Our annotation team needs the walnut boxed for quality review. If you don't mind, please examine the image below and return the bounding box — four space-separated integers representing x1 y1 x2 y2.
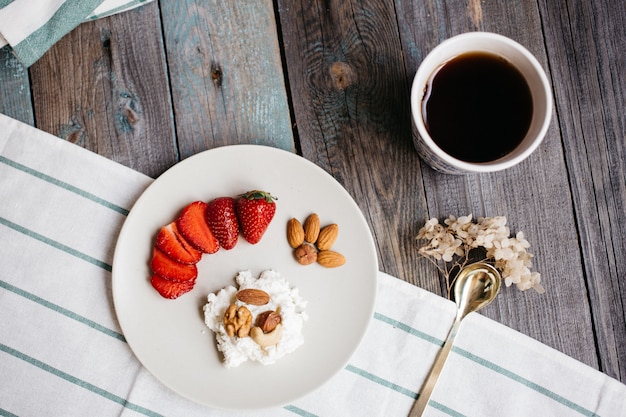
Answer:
223 303 252 338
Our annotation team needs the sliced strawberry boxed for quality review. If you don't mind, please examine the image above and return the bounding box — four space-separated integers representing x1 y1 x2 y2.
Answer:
156 222 202 264
236 190 277 244
150 274 195 299
176 201 220 254
206 197 239 250
150 247 198 282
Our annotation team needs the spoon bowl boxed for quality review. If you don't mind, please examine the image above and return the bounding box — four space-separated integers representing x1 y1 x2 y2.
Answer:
454 262 501 320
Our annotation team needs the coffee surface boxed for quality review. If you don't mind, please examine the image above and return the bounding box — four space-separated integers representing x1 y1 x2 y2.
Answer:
422 52 533 163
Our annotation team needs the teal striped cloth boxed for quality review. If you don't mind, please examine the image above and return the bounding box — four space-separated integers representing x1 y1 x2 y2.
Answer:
0 0 153 67
1 112 625 416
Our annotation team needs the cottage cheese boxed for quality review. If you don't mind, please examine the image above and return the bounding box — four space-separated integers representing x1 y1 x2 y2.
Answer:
203 270 307 368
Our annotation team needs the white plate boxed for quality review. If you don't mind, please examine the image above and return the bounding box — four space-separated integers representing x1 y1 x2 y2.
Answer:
112 145 378 410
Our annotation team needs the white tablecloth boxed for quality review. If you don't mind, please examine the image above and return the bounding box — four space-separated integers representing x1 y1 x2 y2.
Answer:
0 0 153 67
1 113 625 416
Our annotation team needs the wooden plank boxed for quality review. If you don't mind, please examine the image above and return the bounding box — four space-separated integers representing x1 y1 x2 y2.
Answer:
0 46 34 125
28 3 177 179
159 0 294 156
276 0 434 289
538 0 626 382
393 0 601 371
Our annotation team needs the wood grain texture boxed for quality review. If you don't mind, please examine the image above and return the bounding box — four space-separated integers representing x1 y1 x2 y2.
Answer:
277 0 434 289
28 3 177 178
394 0 600 370
539 0 626 381
0 47 33 125
159 0 295 157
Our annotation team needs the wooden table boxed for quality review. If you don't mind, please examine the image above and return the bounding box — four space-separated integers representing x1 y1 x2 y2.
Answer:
1 0 624 384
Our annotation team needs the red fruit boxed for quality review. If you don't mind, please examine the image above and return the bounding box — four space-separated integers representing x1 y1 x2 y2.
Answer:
156 222 202 264
150 274 195 299
236 190 277 244
176 201 220 254
150 247 198 282
206 197 239 250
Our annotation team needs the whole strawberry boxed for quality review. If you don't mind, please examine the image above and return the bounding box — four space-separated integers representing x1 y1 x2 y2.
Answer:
236 190 277 244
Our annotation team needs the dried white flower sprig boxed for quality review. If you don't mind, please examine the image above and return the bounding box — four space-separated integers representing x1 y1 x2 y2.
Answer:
416 215 545 298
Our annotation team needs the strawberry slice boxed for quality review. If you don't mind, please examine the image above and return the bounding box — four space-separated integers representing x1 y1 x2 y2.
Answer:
150 274 195 299
150 247 198 282
156 222 202 264
176 201 220 254
236 190 277 244
206 197 239 250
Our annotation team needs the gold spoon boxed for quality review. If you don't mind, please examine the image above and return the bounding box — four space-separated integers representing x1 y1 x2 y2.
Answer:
409 262 501 417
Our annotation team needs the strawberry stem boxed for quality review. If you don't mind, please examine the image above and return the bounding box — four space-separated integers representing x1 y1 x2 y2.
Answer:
241 190 277 202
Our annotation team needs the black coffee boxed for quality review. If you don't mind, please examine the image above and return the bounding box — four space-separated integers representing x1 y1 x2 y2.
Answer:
422 52 533 163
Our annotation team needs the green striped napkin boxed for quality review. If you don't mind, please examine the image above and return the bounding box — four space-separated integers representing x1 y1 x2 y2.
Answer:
1 112 625 416
0 0 153 67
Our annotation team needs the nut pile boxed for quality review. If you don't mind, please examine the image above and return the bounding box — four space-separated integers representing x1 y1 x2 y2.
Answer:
224 288 283 348
287 213 346 268
204 270 307 368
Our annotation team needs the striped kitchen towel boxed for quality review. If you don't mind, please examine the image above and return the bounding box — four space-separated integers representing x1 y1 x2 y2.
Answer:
0 0 153 67
1 112 625 416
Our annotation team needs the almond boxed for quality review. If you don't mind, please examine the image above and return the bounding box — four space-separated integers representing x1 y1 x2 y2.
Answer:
317 250 346 268
316 223 339 250
303 213 320 243
256 310 282 333
287 218 305 248
236 289 270 305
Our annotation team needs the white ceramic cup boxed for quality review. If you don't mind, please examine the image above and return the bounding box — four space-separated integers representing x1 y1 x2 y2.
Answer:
410 32 552 174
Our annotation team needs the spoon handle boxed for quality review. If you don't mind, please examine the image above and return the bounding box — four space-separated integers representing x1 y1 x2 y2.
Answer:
408 316 462 417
